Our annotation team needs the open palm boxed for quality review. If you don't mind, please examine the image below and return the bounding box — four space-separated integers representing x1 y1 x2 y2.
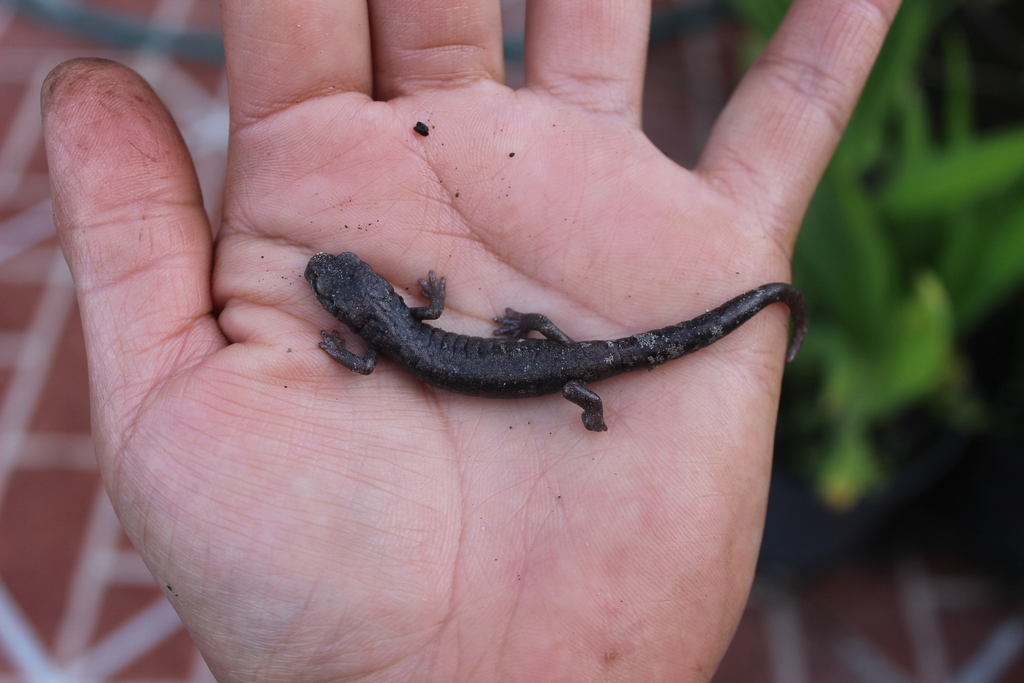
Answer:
42 1 898 680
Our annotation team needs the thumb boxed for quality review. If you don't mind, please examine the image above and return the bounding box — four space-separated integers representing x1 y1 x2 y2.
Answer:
42 59 225 456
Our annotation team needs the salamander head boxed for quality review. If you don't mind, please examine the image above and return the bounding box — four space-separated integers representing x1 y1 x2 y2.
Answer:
304 252 395 330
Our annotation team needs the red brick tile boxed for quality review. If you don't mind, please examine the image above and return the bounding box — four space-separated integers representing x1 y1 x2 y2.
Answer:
2 3 1021 682
0 283 43 330
943 606 1019 674
187 0 222 29
3 15 98 52
0 244 60 282
0 84 27 136
0 369 12 400
94 586 164 644
90 584 199 679
25 135 49 176
1001 648 1024 683
804 563 917 675
87 0 162 18
112 625 196 681
30 302 91 434
176 59 224 92
713 609 771 683
0 468 100 647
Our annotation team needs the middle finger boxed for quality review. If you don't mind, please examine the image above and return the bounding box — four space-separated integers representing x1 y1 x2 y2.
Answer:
369 0 505 100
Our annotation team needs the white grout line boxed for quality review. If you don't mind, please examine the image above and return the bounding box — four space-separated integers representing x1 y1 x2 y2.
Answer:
0 248 75 508
126 0 229 238
109 550 159 586
833 632 916 683
0 3 211 680
757 580 810 683
0 332 23 368
952 615 1024 683
932 576 996 610
150 0 201 31
129 0 199 88
0 48 124 84
680 27 726 152
53 485 124 664
67 597 184 682
11 433 95 470
2 173 51 210
0 58 52 204
187 650 218 683
0 579 69 683
0 199 56 266
898 557 950 683
0 4 13 44
0 237 58 282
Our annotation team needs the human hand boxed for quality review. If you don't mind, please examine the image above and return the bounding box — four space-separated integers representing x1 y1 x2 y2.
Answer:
42 0 898 680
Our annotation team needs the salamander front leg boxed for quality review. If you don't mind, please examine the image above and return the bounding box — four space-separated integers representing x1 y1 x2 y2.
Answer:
319 330 378 375
563 380 608 432
409 270 446 321
493 309 575 343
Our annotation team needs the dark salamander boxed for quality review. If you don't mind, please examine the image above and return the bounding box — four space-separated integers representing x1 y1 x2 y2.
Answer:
305 252 807 432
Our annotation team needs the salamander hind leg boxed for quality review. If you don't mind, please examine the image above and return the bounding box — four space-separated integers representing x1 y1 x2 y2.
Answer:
319 330 378 375
563 380 608 432
493 309 575 343
409 270 446 321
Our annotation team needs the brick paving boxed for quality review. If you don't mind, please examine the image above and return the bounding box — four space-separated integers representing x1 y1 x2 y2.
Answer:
0 1 1020 681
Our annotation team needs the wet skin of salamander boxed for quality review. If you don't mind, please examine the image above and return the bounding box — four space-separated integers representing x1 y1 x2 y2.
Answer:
304 252 808 432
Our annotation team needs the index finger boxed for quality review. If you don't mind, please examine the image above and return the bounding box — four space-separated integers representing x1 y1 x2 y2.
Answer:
698 0 900 240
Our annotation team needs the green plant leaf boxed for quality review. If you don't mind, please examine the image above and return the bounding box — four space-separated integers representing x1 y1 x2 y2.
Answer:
789 322 859 420
816 423 884 511
881 126 1024 219
824 164 898 340
725 0 791 35
799 274 953 424
943 28 973 148
803 275 954 509
839 0 931 170
748 0 1013 510
954 196 1024 329
864 272 955 418
894 80 933 169
937 208 979 302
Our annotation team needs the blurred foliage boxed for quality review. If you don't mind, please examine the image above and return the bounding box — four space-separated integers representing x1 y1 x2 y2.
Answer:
728 0 1024 509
